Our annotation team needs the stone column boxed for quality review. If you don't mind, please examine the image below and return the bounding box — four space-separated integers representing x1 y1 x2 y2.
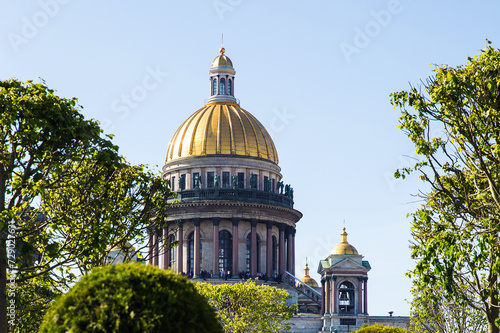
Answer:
287 227 293 273
212 218 220 277
321 278 326 315
148 230 154 265
176 220 184 274
193 218 201 278
278 224 285 276
325 276 331 314
364 278 368 314
232 218 239 278
291 229 296 275
163 226 169 270
358 278 363 314
153 228 160 267
332 276 337 313
266 221 273 278
251 219 258 277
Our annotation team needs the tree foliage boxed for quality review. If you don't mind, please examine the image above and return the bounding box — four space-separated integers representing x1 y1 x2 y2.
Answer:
39 263 222 333
353 323 408 333
409 283 486 333
0 79 173 332
195 279 296 333
391 42 500 333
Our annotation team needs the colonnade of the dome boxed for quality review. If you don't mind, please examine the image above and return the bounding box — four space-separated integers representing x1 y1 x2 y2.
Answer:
148 218 296 279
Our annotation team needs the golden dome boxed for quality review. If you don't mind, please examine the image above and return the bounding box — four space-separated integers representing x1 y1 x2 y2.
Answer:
301 263 318 287
211 47 233 68
166 102 278 163
330 227 359 255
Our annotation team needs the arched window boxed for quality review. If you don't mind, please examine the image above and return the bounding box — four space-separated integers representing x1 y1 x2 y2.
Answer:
272 236 278 276
219 230 232 274
187 232 202 274
338 281 356 314
228 79 232 96
212 78 217 95
168 234 176 270
220 78 226 95
245 233 261 273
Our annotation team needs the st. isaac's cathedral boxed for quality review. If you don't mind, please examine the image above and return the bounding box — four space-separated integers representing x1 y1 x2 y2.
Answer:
147 47 409 332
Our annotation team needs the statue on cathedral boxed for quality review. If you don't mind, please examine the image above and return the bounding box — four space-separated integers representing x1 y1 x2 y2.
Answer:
267 179 273 192
277 180 284 194
285 184 290 197
194 174 202 189
214 174 220 188
250 174 257 189
232 175 238 189
178 176 186 191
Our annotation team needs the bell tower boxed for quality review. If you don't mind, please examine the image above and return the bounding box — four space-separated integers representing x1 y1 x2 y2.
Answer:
318 227 371 332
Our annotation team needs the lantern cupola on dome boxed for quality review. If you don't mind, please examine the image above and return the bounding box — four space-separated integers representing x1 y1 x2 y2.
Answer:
207 47 237 104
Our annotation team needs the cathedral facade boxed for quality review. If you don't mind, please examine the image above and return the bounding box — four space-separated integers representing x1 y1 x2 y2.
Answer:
149 48 302 281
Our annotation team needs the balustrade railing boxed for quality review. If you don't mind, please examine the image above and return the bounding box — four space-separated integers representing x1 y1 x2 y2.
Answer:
169 188 294 208
283 270 322 306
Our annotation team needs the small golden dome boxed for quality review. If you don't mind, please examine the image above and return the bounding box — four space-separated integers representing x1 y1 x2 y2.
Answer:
330 227 359 255
212 47 233 68
301 263 318 287
166 102 278 164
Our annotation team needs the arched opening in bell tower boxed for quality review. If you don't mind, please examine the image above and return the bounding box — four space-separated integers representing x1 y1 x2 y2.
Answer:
338 281 356 314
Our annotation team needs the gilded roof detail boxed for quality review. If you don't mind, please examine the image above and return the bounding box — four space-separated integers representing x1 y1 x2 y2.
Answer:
330 227 359 255
301 263 319 288
211 48 233 68
166 103 278 164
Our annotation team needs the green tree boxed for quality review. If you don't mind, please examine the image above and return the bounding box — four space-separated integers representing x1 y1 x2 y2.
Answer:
39 263 222 333
409 283 486 333
353 323 408 333
10 275 59 333
195 279 296 333
0 79 173 332
391 42 500 333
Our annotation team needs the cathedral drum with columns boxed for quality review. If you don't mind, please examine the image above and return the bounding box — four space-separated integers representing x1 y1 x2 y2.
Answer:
150 48 302 281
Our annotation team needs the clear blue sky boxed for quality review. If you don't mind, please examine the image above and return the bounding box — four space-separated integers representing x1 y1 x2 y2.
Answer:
2 0 499 316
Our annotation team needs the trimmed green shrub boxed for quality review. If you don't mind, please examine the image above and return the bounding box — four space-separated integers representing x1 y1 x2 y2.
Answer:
353 323 408 333
39 263 222 333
